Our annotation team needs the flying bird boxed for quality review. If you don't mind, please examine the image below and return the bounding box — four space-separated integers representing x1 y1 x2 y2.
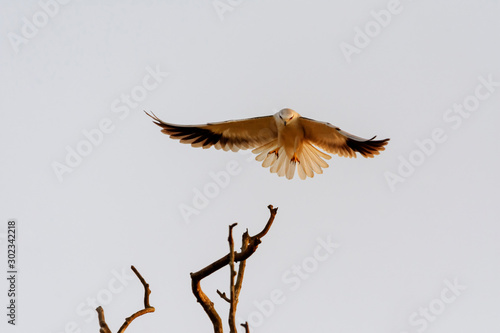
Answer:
146 109 389 180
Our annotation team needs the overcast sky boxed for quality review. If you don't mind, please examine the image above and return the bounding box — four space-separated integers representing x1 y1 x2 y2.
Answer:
1 1 500 332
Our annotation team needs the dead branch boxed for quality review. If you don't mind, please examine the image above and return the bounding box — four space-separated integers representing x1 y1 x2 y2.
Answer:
96 265 155 333
234 230 250 306
228 223 238 333
190 205 278 333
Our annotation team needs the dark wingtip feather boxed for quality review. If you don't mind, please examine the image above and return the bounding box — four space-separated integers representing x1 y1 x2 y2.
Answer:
146 111 224 148
347 137 390 158
144 110 164 127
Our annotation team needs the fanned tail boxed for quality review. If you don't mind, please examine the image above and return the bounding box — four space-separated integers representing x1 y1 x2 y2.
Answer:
252 141 331 180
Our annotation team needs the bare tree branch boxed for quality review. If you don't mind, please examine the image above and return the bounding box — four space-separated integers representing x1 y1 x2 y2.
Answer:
252 205 278 240
234 231 250 302
96 266 155 333
117 266 155 333
190 205 278 333
190 279 223 332
191 205 278 281
228 223 238 333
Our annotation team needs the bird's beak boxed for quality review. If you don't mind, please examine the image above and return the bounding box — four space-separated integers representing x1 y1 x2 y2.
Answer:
283 121 287 126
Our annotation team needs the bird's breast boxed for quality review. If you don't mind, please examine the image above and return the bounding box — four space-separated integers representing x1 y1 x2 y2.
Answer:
278 122 304 156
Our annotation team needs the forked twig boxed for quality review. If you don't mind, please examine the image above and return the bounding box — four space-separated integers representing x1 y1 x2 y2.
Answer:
96 265 155 333
240 322 250 333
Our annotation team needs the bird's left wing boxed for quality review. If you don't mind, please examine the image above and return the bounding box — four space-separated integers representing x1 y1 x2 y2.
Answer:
146 112 278 152
300 117 389 158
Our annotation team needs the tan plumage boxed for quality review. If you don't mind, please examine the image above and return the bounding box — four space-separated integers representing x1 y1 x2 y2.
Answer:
146 108 389 180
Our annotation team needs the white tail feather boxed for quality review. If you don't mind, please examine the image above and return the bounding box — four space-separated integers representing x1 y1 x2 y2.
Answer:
262 153 277 168
285 159 296 180
310 144 332 160
302 145 323 174
252 141 331 179
252 141 276 154
307 145 330 169
297 161 307 180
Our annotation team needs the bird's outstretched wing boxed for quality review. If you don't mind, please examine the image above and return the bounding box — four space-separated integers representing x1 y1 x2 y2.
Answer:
300 117 389 158
145 111 278 152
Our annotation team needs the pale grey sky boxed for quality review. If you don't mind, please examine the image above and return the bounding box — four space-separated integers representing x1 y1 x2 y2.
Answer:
1 1 499 332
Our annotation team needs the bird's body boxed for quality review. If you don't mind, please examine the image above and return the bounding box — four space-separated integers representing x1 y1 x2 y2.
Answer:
146 108 389 179
275 111 303 157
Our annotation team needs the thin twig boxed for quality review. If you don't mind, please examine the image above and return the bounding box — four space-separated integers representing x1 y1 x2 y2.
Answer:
117 266 155 333
233 230 250 330
228 223 238 333
252 205 278 239
216 289 231 303
95 266 155 333
234 231 250 302
240 322 250 333
131 265 152 308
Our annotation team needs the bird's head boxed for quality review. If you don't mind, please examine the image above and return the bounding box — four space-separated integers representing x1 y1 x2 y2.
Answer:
277 108 299 126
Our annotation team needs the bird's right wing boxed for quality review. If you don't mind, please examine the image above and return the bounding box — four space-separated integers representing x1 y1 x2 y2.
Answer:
300 117 389 158
145 112 278 152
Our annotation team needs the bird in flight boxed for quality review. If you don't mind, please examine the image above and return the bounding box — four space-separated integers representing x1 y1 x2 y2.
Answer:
146 109 389 180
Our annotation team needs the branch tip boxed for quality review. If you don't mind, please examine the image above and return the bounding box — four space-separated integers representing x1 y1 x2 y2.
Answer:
217 289 231 303
241 321 250 333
